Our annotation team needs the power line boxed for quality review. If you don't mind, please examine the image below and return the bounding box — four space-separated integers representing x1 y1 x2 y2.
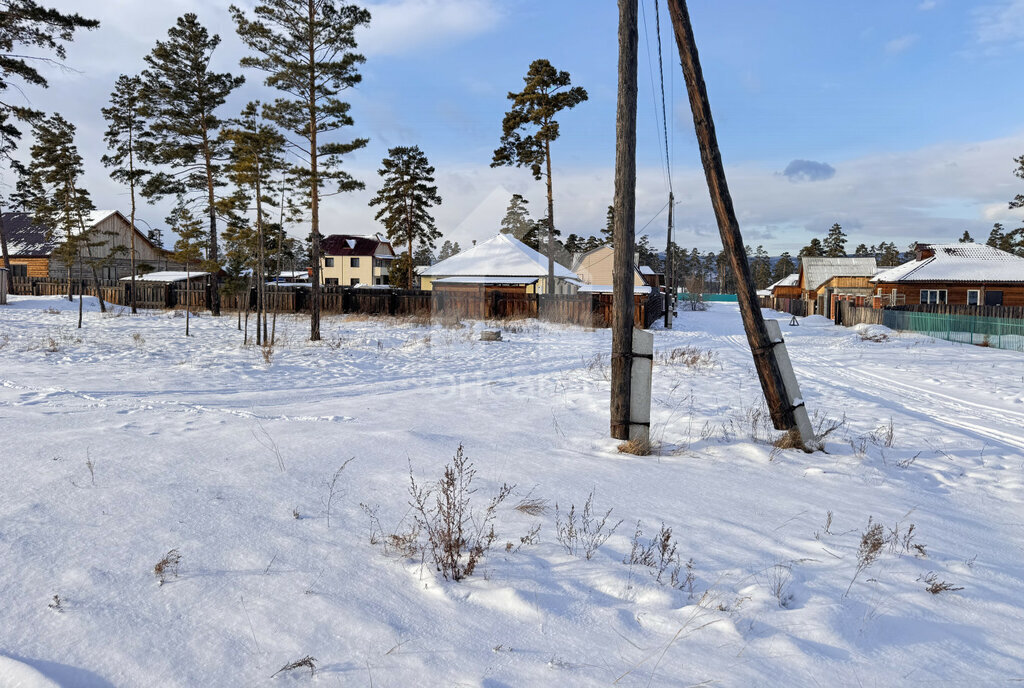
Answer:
639 0 669 193
653 0 673 194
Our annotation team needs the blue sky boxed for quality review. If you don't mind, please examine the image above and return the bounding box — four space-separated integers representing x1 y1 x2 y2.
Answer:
11 0 1024 255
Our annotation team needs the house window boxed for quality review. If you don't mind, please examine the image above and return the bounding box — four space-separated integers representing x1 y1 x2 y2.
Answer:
350 278 360 286
11 264 28 278
919 289 947 304
967 289 980 306
324 278 338 285
324 257 334 267
350 257 360 268
985 290 1003 306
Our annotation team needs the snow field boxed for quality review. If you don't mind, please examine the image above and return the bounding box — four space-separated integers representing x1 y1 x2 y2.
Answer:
1 296 1023 686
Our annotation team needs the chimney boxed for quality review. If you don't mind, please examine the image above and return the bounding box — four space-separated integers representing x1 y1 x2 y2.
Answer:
914 243 934 261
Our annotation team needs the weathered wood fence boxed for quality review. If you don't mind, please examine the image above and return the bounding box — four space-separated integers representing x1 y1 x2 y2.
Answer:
7 277 667 329
760 295 808 317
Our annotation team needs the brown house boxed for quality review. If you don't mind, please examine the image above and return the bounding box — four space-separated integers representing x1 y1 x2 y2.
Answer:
0 210 179 279
798 257 879 316
768 273 801 299
871 243 1024 307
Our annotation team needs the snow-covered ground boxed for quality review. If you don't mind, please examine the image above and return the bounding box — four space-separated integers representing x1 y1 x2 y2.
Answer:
1 296 1022 686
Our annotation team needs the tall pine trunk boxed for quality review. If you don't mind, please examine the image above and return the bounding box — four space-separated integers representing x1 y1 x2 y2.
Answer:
307 0 321 341
0 204 13 294
128 136 138 314
544 136 556 295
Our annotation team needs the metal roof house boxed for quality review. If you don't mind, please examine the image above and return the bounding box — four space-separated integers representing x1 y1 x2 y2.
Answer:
798 256 879 316
0 210 179 280
871 243 1024 307
420 233 582 294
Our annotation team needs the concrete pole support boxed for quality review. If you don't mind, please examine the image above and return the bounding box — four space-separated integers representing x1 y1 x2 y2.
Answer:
629 327 653 443
764 319 817 449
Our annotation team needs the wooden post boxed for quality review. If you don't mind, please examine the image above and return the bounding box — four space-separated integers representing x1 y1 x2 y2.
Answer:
666 0 797 431
664 190 674 328
611 0 639 440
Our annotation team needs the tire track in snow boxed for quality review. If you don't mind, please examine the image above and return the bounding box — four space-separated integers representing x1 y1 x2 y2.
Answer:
712 332 1024 453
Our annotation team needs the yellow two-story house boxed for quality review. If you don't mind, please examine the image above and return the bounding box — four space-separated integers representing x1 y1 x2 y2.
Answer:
320 234 396 286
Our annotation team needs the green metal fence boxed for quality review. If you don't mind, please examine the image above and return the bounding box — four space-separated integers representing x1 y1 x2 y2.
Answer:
882 309 1024 352
678 293 738 302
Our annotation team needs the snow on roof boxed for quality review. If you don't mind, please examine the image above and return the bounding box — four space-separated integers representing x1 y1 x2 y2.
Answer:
578 284 653 294
768 273 800 290
120 271 209 282
639 265 656 275
801 257 878 290
872 243 1024 283
420 233 578 279
86 210 119 227
434 276 540 285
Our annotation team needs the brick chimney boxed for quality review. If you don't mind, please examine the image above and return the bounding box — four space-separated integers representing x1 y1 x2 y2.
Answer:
914 243 934 260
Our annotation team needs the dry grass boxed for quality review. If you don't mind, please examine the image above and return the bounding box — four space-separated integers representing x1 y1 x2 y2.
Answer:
617 437 652 456
555 490 621 560
655 345 718 369
271 656 316 678
514 496 549 516
918 572 963 594
773 428 804 450
408 445 513 581
154 548 182 586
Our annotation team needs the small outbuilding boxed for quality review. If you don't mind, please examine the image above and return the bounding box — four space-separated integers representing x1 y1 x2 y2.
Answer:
798 257 879 316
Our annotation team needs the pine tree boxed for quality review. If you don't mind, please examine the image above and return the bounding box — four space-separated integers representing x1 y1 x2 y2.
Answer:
499 193 532 239
853 243 869 256
139 13 244 317
799 238 823 257
437 239 458 261
878 241 902 266
101 74 150 313
751 245 772 289
413 244 435 266
823 222 847 257
169 201 205 337
0 110 21 291
388 251 412 287
368 146 442 290
222 102 286 344
958 230 973 243
19 113 99 321
772 251 796 282
231 0 371 341
0 1 98 135
147 227 164 248
492 59 587 294
600 204 614 244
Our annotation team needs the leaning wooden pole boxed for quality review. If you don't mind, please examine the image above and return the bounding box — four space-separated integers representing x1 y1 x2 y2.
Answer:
610 0 639 441
666 0 797 431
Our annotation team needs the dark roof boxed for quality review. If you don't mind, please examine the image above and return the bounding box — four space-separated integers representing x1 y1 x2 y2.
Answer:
321 234 392 257
0 212 57 257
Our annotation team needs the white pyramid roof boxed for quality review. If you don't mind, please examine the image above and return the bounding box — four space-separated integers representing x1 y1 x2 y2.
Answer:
420 233 577 279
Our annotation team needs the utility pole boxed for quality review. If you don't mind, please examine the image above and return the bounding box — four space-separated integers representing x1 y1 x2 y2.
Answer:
664 191 674 328
666 0 806 438
610 0 638 441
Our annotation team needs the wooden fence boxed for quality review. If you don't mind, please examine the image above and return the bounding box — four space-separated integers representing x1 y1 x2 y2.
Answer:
7 277 668 329
761 295 808 317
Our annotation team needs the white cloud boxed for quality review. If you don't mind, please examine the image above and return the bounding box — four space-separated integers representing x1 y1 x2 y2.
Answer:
358 0 503 56
885 34 919 55
918 0 938 10
973 0 1024 48
309 133 1024 255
